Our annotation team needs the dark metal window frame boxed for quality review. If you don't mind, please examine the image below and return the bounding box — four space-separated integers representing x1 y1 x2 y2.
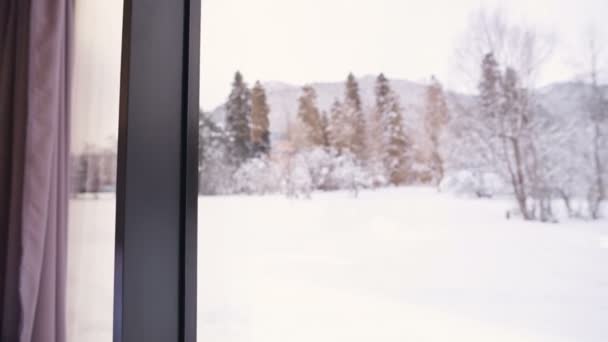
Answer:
113 1 200 341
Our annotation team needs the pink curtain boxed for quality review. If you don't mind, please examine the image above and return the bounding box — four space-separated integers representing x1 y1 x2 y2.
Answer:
1 1 72 341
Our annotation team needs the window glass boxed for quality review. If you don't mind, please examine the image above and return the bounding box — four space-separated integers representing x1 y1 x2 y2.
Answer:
68 2 122 341
198 1 608 342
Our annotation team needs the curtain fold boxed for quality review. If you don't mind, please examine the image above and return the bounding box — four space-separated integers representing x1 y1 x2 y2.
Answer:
1 1 31 340
1 1 72 341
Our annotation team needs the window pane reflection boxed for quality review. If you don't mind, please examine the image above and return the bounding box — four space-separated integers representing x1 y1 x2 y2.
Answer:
68 2 122 341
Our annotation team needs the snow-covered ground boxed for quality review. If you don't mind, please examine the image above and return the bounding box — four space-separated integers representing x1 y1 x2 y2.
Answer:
68 187 608 342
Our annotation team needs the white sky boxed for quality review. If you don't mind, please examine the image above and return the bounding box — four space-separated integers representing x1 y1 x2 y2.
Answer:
200 0 608 110
72 0 608 151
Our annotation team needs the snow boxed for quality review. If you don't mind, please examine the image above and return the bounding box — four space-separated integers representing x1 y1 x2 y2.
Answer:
68 187 608 342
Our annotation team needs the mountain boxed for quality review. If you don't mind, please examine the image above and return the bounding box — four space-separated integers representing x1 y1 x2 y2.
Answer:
208 75 442 140
208 77 607 141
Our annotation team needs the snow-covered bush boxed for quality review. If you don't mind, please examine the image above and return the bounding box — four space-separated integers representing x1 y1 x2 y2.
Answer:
297 147 334 190
283 153 314 198
281 148 374 197
328 152 372 196
199 113 234 195
439 170 505 197
364 159 388 188
232 157 282 195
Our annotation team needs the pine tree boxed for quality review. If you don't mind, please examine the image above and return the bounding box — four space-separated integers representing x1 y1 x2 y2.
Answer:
365 100 388 186
344 73 366 159
320 111 331 148
250 81 271 156
478 52 501 120
225 71 252 166
424 76 449 184
296 85 325 148
345 73 362 111
328 74 366 158
328 98 346 151
375 73 411 185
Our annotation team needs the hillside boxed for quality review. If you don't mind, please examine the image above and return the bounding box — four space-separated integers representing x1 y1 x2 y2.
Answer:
208 76 449 139
207 77 605 140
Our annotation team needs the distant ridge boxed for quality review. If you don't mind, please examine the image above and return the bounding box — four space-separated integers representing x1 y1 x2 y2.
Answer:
208 77 607 140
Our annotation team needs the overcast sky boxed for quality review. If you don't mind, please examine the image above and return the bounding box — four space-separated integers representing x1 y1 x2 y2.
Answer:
200 0 608 110
72 0 608 151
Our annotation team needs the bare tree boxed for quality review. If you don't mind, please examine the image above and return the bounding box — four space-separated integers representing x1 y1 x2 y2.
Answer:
449 8 557 220
453 8 554 91
582 30 607 218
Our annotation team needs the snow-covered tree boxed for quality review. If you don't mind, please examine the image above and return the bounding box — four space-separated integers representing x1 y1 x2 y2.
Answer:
320 110 331 148
225 71 252 166
296 147 334 190
478 53 502 120
250 81 271 156
199 112 233 195
283 151 315 198
232 156 281 195
365 100 388 187
281 148 372 197
344 73 366 159
583 34 608 218
296 85 325 148
328 74 366 159
449 9 561 221
443 53 504 197
424 76 449 185
375 73 412 185
498 67 535 219
328 98 346 151
329 151 371 197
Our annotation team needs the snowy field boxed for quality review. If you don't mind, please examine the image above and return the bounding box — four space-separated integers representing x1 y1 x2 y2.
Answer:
68 187 608 342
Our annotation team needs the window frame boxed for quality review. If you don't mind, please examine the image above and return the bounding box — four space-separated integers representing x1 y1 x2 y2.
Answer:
112 1 200 341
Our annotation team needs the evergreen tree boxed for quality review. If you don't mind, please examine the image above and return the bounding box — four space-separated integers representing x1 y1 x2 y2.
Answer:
328 98 346 151
424 76 449 185
250 81 271 156
345 73 362 111
199 112 232 194
365 100 388 186
329 74 366 158
478 52 501 120
375 73 411 185
225 71 252 166
320 111 331 148
344 73 366 159
501 67 528 128
296 85 325 147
